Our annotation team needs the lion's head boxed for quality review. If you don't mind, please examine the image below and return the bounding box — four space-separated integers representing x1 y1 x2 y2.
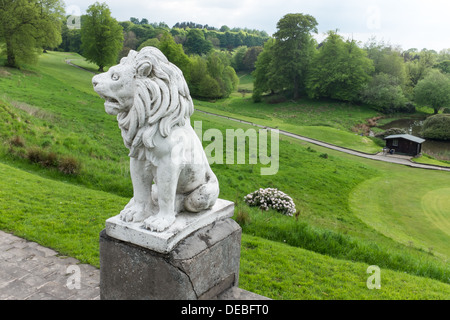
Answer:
92 46 194 159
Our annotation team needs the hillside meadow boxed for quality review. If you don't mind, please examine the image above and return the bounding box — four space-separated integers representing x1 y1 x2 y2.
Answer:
1 162 449 300
0 51 449 299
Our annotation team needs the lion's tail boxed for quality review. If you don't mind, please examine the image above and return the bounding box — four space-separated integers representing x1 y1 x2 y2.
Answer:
184 170 220 213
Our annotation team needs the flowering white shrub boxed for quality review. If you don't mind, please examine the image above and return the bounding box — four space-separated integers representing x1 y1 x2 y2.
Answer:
244 188 296 216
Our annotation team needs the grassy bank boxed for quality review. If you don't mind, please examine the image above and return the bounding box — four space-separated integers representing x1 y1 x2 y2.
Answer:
194 96 383 154
0 52 449 298
1 162 449 299
350 171 450 258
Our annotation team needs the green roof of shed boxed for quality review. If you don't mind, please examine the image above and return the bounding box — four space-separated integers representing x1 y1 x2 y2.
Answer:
384 134 425 144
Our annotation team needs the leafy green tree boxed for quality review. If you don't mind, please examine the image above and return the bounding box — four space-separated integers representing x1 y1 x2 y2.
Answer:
377 51 407 85
421 114 450 140
438 48 450 61
59 24 82 53
221 65 239 97
129 23 156 43
206 51 238 98
0 0 65 68
364 39 406 80
232 46 248 72
189 55 221 99
138 38 160 50
187 52 238 99
184 29 212 55
434 60 450 74
81 2 123 72
242 46 263 71
252 38 275 102
406 49 437 89
306 31 373 102
269 13 318 99
130 17 140 25
157 32 191 82
360 73 409 113
123 31 138 50
414 70 450 114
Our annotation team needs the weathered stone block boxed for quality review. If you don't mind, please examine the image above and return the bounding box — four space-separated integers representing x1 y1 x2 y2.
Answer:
105 199 234 254
100 218 242 300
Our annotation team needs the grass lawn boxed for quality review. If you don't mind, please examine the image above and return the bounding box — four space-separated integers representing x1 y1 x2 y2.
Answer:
412 153 450 168
241 235 450 300
0 162 126 265
350 169 450 259
1 161 449 300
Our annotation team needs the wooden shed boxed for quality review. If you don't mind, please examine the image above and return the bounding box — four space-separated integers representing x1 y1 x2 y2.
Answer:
384 134 425 156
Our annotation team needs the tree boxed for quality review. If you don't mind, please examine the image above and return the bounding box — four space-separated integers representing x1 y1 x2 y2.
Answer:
157 32 191 82
364 38 406 84
123 31 138 50
421 114 450 140
406 49 437 88
252 38 275 101
81 2 123 72
138 38 160 50
221 65 239 97
414 70 450 114
189 55 221 99
0 0 65 68
231 46 248 71
207 51 238 98
435 60 450 74
242 46 263 71
187 52 238 99
306 31 373 102
130 17 140 25
360 73 409 113
376 50 407 85
59 24 82 53
269 13 318 99
184 29 212 55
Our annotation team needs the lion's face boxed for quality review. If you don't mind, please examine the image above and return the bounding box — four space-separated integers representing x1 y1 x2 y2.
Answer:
92 63 136 115
92 47 194 157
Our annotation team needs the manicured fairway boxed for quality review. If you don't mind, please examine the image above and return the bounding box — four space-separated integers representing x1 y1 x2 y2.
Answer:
421 188 450 237
350 169 450 259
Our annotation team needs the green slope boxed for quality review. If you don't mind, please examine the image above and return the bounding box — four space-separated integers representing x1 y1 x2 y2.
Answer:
1 162 449 299
1 51 449 299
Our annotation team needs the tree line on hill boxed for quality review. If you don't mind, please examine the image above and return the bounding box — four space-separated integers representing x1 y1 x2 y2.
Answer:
252 13 450 114
1 1 449 112
56 2 267 100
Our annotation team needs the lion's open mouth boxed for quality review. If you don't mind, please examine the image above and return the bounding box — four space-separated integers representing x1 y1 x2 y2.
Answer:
103 96 119 105
105 98 119 105
102 96 121 115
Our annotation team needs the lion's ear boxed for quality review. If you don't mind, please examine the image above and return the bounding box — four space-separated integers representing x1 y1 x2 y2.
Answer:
137 62 152 78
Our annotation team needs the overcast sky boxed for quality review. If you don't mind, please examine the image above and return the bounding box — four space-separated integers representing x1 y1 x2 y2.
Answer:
64 0 450 52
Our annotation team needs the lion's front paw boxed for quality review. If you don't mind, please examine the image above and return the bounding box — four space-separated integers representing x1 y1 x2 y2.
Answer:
143 213 176 232
120 198 152 223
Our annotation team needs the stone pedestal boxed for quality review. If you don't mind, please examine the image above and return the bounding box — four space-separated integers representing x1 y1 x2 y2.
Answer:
99 200 243 300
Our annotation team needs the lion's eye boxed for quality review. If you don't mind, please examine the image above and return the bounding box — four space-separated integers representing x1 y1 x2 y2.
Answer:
111 73 120 81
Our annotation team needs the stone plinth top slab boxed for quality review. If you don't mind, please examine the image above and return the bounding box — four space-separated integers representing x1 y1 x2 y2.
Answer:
105 199 234 253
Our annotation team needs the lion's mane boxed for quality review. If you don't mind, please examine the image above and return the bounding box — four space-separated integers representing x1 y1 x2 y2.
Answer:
117 47 194 161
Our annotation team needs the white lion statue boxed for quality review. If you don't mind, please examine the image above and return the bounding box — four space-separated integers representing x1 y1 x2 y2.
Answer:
92 47 219 232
